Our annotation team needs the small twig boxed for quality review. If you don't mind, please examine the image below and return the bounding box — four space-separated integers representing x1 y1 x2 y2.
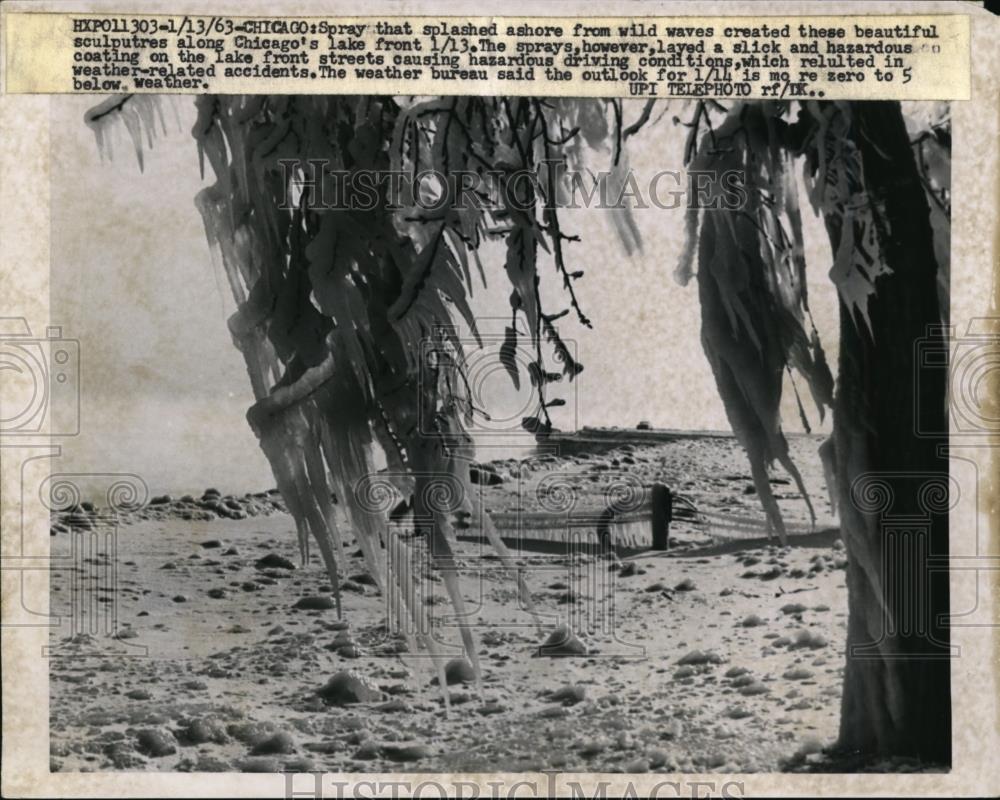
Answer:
622 99 657 140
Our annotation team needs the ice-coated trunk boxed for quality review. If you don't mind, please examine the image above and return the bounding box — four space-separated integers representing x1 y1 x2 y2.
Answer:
831 101 951 763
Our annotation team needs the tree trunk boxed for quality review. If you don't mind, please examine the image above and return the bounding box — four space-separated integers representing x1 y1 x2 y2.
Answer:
832 101 951 763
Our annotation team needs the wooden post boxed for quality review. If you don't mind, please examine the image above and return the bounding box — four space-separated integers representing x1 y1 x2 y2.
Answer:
651 483 672 551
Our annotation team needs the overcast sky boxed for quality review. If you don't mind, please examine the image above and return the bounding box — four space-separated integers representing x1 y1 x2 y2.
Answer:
50 96 840 495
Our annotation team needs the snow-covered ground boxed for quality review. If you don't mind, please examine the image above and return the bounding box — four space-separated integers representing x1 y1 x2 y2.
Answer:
49 434 849 773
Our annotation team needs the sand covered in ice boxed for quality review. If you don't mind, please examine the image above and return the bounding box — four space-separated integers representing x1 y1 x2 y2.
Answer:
49 433 851 773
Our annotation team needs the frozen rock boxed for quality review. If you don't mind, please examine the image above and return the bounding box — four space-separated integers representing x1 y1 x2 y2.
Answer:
792 629 829 650
255 553 296 570
177 717 229 746
352 742 380 760
135 729 177 758
237 757 279 772
782 667 814 681
538 625 587 657
577 738 607 757
381 742 430 762
250 731 296 756
548 685 586 705
443 658 476 685
293 596 336 611
678 649 723 666
317 671 382 706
